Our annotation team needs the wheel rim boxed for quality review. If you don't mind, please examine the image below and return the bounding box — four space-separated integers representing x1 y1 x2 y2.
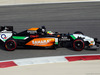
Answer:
5 40 16 51
73 39 84 51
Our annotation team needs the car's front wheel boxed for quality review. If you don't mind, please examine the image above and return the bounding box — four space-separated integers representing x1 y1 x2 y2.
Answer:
74 31 84 35
73 39 85 51
5 39 17 51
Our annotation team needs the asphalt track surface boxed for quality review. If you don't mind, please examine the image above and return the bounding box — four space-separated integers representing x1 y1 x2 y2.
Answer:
0 2 100 61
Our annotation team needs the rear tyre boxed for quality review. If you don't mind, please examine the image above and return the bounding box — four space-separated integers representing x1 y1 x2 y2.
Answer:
5 40 17 51
73 39 85 51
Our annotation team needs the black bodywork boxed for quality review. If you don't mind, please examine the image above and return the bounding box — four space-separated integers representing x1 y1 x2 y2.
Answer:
0 26 100 51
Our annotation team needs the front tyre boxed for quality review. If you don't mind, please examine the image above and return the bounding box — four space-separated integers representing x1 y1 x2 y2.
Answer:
73 39 85 51
5 40 17 51
74 31 84 35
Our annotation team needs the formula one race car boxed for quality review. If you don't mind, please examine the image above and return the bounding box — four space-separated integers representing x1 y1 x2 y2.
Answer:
0 26 100 51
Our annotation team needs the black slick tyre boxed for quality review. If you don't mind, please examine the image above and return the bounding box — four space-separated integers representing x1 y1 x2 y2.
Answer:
73 39 85 51
74 31 84 35
5 40 17 51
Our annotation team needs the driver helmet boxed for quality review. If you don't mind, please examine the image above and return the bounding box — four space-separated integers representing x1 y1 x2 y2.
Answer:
41 26 46 32
47 31 54 35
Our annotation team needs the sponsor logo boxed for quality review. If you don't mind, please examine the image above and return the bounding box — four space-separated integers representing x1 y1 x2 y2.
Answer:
1 34 7 39
32 40 51 45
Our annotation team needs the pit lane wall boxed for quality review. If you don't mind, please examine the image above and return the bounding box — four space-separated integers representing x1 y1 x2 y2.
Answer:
0 0 100 6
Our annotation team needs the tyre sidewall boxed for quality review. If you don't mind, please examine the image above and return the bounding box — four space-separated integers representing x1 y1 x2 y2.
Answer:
73 39 85 51
5 39 17 51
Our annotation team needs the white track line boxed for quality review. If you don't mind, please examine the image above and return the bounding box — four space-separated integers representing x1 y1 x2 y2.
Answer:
0 54 100 67
14 56 68 66
0 1 100 6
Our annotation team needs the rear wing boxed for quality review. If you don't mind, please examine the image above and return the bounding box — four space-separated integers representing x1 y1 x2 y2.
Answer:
0 26 13 32
0 26 13 42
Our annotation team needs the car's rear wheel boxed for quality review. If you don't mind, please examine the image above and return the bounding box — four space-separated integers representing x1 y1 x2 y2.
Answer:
5 40 17 51
73 39 85 51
